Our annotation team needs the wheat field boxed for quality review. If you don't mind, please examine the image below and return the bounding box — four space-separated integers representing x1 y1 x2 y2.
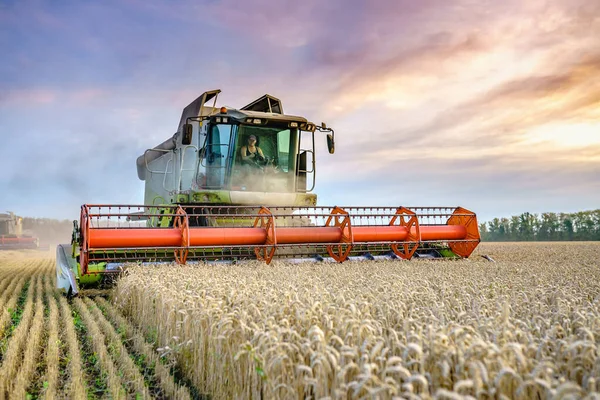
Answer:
0 242 598 399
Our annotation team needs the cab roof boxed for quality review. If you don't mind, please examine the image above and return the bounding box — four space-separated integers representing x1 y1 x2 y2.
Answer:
218 108 308 125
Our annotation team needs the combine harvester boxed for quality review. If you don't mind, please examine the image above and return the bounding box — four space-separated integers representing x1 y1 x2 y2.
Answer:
0 212 39 250
57 90 480 295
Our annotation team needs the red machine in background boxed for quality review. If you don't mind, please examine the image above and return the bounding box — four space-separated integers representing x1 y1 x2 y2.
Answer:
0 212 39 250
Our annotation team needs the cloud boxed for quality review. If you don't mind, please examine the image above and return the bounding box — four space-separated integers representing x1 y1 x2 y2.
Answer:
476 54 600 106
0 89 57 105
316 145 600 222
415 53 600 145
0 88 113 106
313 0 600 117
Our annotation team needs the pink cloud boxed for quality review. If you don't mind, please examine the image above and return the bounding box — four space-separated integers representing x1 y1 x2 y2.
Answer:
0 89 57 105
0 88 110 106
71 89 109 103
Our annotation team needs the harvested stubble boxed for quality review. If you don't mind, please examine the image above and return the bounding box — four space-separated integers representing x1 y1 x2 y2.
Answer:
11 276 46 398
72 297 127 399
0 273 40 397
43 277 60 400
57 295 87 399
0 251 201 399
82 297 151 398
114 242 600 399
94 296 192 400
0 259 46 337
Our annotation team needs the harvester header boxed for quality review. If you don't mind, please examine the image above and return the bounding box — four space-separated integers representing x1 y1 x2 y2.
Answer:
57 89 481 295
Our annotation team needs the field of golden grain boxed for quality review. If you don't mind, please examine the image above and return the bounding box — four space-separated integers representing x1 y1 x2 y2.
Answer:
0 242 598 399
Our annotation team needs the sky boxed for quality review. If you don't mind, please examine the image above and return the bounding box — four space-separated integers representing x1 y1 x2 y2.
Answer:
1 0 599 223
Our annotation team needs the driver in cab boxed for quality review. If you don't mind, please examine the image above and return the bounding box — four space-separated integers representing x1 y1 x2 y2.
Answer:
240 135 266 167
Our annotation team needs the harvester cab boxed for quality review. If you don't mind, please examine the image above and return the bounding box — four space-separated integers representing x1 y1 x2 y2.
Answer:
135 89 334 209
0 212 39 250
57 90 480 296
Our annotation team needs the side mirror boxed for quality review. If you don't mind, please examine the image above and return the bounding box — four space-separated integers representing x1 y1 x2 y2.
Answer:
182 123 193 145
327 133 335 154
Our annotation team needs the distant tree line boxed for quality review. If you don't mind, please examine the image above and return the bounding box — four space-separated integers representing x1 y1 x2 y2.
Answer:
479 210 600 241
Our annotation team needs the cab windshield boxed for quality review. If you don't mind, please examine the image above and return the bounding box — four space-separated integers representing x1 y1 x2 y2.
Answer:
237 125 297 171
231 124 298 191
